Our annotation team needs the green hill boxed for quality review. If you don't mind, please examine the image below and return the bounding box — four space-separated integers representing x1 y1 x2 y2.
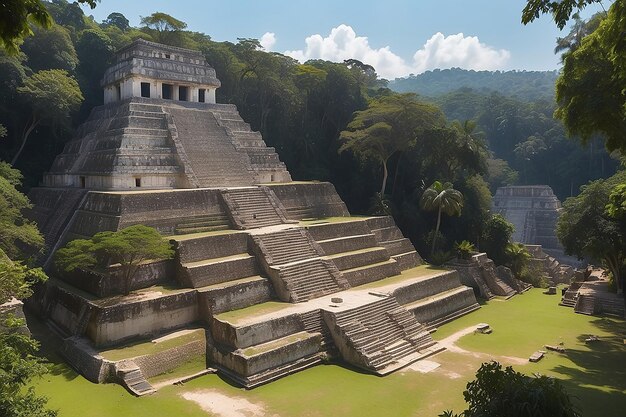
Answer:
389 68 558 101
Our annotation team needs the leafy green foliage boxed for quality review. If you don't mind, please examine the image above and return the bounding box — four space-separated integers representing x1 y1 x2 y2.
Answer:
0 316 57 417
340 93 443 195
557 171 626 292
505 242 531 277
455 240 476 260
13 69 83 165
441 361 580 417
481 214 514 267
0 254 47 304
0 0 97 55
55 225 174 295
390 68 559 101
21 24 78 72
554 5 625 154
140 12 188 46
420 181 463 255
0 162 44 261
522 0 603 30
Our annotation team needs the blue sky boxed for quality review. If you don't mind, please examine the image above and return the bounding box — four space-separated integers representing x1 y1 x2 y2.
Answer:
81 0 608 79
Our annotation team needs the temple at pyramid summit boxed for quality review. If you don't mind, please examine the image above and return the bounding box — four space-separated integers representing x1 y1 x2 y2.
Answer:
27 39 485 394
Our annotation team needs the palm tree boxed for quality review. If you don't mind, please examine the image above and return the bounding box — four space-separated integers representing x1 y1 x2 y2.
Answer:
420 181 463 255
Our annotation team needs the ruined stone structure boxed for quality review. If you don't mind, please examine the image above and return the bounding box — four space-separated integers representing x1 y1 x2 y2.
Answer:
28 40 480 393
492 185 577 264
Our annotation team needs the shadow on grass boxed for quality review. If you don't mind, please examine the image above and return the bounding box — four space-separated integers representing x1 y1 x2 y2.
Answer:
25 312 81 381
553 317 626 394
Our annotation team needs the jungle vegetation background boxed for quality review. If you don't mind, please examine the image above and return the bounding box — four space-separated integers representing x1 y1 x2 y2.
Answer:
0 0 620 258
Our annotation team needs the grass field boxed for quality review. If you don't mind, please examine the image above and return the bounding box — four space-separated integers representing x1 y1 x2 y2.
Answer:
32 288 626 417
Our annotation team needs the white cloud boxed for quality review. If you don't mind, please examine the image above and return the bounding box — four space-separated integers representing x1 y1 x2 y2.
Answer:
412 32 511 74
259 32 276 51
284 24 410 79
283 25 511 79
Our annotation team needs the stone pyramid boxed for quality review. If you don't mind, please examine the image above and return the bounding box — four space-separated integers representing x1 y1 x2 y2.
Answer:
28 39 479 393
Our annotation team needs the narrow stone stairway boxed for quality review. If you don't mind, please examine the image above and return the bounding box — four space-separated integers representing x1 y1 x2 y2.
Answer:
118 366 155 396
221 187 287 229
328 296 438 374
253 228 349 302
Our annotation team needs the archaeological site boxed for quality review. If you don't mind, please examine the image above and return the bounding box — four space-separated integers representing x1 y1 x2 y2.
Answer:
25 39 571 396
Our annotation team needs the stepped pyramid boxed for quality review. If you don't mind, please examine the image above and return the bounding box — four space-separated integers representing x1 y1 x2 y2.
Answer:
28 40 479 392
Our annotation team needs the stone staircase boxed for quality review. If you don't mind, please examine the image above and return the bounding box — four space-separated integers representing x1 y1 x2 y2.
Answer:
253 228 349 302
300 309 334 351
478 258 517 298
560 282 581 308
327 296 437 373
307 220 403 287
210 108 291 183
221 187 288 229
174 213 231 234
254 228 320 264
366 217 423 270
118 366 155 396
575 294 596 315
277 259 347 302
597 297 626 317
166 106 255 187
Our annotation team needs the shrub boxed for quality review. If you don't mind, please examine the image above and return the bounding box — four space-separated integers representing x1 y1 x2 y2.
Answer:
455 240 476 260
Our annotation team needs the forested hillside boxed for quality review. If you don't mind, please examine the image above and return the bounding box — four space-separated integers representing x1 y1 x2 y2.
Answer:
389 68 559 101
0 0 619 259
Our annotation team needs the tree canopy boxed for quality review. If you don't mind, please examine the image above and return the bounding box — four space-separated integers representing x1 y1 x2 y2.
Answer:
13 69 83 165
557 170 626 293
55 225 174 295
0 0 97 55
442 361 580 417
340 93 443 195
420 181 463 255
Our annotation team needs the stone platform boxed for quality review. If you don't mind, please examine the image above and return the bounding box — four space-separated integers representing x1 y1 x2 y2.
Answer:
27 40 482 392
32 206 479 389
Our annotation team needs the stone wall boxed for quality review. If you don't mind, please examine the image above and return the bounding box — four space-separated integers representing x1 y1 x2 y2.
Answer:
268 182 349 219
210 314 302 349
127 338 206 379
62 336 116 383
59 260 174 297
87 290 198 347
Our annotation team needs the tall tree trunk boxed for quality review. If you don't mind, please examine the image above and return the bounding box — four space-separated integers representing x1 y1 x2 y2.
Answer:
11 115 40 166
431 206 442 255
391 155 401 198
380 159 389 195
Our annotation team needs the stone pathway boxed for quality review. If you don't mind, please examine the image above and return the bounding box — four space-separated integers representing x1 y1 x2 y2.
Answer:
181 390 267 417
436 324 526 366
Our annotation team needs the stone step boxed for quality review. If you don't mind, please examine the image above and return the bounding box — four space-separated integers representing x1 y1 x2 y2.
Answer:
330 297 434 373
372 226 404 242
380 238 416 256
119 367 155 396
317 234 378 255
255 230 319 265
341 259 401 287
404 286 480 328
197 275 272 314
365 216 396 230
327 247 390 271
182 254 259 288
279 259 345 302
307 220 372 242
391 251 423 270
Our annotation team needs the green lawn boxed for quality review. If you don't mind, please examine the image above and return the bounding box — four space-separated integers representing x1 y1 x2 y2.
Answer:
32 289 626 417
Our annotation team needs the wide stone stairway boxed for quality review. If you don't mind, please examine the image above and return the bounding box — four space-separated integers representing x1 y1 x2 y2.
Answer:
325 296 439 374
220 186 288 229
166 107 255 187
252 228 350 302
